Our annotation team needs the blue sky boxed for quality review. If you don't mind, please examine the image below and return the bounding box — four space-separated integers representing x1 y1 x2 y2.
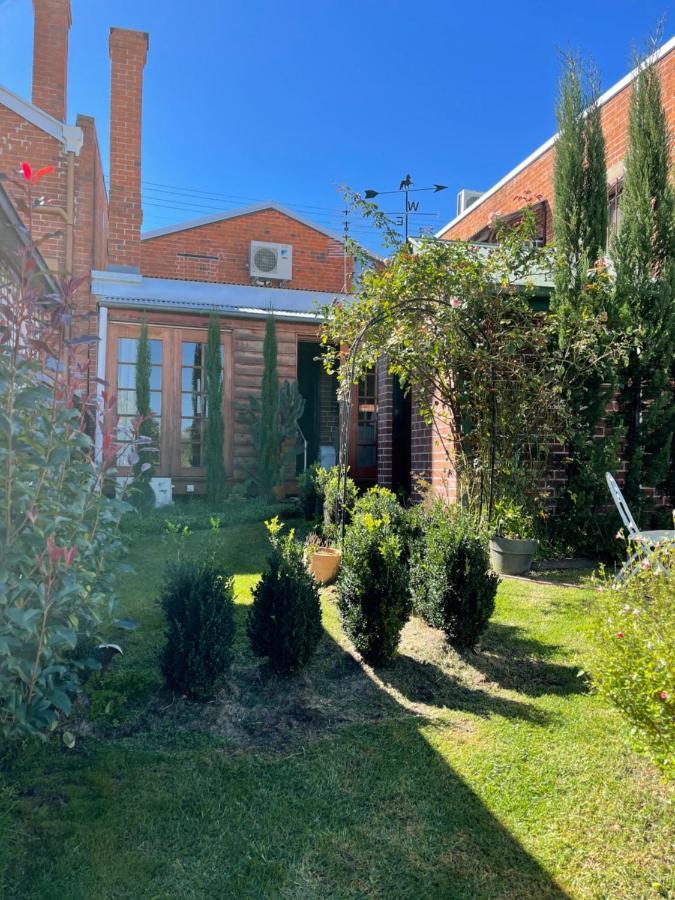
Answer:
0 0 670 250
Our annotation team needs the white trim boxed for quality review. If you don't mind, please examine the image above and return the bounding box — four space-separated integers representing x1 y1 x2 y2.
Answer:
94 305 108 465
0 85 84 155
91 270 345 320
142 200 347 244
435 36 675 238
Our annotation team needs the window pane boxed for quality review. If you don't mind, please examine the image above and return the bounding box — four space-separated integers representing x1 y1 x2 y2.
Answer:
117 389 136 416
149 340 162 364
118 338 138 364
182 367 204 392
182 394 203 416
150 391 162 415
182 342 204 367
150 366 162 390
117 364 135 390
357 445 376 467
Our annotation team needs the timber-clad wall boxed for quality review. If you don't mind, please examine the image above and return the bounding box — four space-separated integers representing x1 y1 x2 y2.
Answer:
106 307 321 490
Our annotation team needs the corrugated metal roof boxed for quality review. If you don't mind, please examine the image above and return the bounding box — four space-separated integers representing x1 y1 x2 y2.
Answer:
91 270 345 320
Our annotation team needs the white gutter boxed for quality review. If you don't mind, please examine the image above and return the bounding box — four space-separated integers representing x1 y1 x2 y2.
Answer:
0 84 83 155
94 305 108 465
435 35 675 238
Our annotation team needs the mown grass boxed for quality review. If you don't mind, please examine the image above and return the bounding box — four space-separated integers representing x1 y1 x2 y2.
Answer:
2 518 673 899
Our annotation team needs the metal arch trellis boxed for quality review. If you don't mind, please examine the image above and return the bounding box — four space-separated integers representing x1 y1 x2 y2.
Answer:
333 299 500 545
335 310 392 546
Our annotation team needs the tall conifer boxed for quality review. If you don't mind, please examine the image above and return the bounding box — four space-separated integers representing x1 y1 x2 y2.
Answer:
205 311 226 503
614 46 675 512
552 55 619 553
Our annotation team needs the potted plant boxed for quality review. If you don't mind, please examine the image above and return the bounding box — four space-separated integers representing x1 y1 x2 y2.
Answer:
304 532 342 584
489 500 538 576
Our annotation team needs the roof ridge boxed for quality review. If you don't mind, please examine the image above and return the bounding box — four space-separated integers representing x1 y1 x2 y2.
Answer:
435 34 675 238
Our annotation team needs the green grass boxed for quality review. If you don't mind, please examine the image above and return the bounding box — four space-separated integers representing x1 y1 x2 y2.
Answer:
2 520 673 899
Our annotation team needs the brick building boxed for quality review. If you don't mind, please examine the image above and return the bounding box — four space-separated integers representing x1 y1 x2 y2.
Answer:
0 0 372 496
395 37 675 500
2 2 672 502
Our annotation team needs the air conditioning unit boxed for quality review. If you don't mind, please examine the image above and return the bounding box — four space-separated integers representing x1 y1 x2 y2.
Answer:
249 241 293 280
456 189 484 216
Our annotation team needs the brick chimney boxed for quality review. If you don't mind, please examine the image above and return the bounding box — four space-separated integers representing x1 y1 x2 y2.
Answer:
108 28 149 272
32 0 71 121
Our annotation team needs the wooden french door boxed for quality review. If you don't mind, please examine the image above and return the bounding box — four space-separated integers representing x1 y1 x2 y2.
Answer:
349 368 378 484
106 321 232 482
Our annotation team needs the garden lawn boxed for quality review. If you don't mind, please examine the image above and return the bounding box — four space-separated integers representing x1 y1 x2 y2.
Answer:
2 520 673 899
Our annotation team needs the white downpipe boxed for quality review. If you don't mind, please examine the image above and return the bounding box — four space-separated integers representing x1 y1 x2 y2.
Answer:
94 305 108 465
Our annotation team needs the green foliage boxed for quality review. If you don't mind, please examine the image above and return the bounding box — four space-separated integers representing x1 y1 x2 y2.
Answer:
337 487 411 665
160 558 235 700
315 465 358 543
0 236 129 737
238 316 306 498
131 321 158 512
248 517 322 673
589 546 675 778
550 56 624 556
260 316 281 498
297 463 322 519
205 312 226 504
410 501 499 649
552 54 607 313
613 48 675 514
324 206 567 523
491 498 535 540
120 497 299 537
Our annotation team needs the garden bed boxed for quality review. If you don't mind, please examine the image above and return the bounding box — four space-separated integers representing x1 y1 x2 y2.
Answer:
2 518 673 899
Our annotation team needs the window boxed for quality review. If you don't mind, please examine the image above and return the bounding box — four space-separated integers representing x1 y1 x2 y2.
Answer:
179 340 223 468
607 179 623 241
116 336 162 465
356 369 377 470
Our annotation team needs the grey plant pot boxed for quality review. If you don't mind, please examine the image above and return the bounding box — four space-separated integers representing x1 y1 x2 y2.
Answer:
489 536 538 576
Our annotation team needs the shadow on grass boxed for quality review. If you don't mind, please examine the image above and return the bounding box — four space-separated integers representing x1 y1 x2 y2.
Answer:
381 653 550 723
470 623 588 697
5 526 570 898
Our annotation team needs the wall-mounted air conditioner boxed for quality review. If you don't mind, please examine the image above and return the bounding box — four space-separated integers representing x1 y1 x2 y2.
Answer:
249 241 293 280
456 189 484 216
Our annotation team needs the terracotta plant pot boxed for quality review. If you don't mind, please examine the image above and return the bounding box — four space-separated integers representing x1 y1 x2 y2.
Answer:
489 536 538 576
306 547 342 584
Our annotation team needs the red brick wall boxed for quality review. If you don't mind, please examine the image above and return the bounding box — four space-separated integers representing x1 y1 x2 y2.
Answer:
440 48 674 243
0 106 69 270
108 28 148 271
31 0 71 121
141 208 349 293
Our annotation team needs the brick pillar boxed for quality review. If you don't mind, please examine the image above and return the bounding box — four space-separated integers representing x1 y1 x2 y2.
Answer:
376 358 393 487
32 0 71 121
108 28 148 272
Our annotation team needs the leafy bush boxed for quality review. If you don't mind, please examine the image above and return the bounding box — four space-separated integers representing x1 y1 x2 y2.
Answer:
297 463 322 520
410 501 499 649
0 163 131 739
315 465 358 543
160 558 235 700
248 518 322 674
589 546 674 778
337 487 411 666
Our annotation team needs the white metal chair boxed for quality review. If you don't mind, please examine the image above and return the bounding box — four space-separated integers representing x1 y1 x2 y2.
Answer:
606 472 675 582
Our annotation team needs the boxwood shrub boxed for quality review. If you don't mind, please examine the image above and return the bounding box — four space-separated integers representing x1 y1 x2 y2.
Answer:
248 517 322 674
338 487 412 666
160 558 235 700
410 500 499 649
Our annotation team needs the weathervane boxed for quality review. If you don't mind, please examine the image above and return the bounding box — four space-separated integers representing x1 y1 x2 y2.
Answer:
364 175 447 242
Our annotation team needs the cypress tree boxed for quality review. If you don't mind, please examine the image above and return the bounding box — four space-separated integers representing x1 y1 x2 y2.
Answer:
259 315 281 499
133 321 156 511
205 311 226 503
552 55 619 553
614 47 675 514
